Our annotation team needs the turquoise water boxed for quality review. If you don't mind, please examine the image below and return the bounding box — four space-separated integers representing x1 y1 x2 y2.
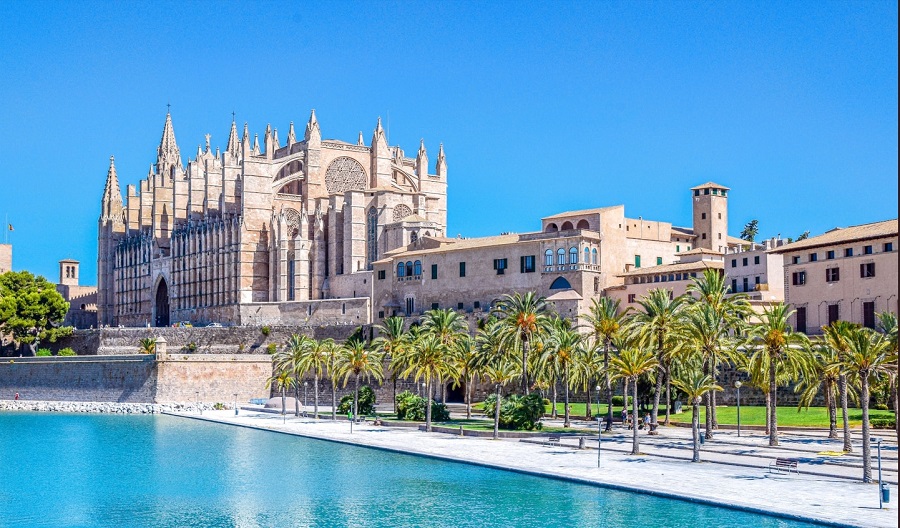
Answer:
0 413 817 528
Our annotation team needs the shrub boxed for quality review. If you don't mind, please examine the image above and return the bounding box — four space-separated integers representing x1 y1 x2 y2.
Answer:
36 348 53 356
182 342 197 353
871 418 896 429
337 385 376 415
266 343 278 354
395 390 449 422
213 402 226 410
611 395 633 407
482 393 544 430
57 348 76 356
261 325 271 336
873 403 889 411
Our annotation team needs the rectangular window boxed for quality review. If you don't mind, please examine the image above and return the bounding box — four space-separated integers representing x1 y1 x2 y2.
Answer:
405 298 415 314
754 255 760 265
431 302 439 311
702 233 707 240
826 267 840 282
431 264 438 280
864 245 873 255
459 262 466 277
656 257 662 265
627 294 636 303
742 277 749 292
844 248 853 257
377 270 386 280
731 279 737 292
809 253 817 262
378 311 385 319
701 213 707 219
792 256 800 264
474 301 481 310
676 245 680 252
521 255 535 273
493 258 508 275
827 304 839 325
457 302 464 311
826 250 835 260
863 301 876 329
795 307 807 334
742 257 748 266
731 259 737 267
635 255 641 268
755 276 760 285
792 271 807 286
694 190 700 196
885 242 894 252
860 262 875 278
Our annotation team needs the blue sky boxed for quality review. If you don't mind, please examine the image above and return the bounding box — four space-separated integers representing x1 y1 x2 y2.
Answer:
0 1 896 283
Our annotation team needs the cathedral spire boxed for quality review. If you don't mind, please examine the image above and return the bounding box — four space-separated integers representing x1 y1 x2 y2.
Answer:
305 109 320 142
156 110 181 173
415 139 428 178
101 156 123 222
226 118 240 157
436 143 447 179
371 116 387 150
287 121 296 146
357 131 364 146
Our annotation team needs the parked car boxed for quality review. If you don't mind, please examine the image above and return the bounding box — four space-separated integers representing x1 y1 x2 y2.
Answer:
206 322 223 328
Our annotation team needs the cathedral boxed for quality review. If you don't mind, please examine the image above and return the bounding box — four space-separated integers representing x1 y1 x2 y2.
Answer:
98 111 447 327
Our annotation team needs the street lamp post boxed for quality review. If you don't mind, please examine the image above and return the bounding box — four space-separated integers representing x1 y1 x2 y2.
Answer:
304 381 309 408
877 438 884 508
234 393 238 416
196 391 201 415
734 380 742 437
421 382 426 398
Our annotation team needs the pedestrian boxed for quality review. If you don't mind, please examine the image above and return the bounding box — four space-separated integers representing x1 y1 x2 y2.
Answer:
643 412 651 431
620 407 627 425
14 392 19 400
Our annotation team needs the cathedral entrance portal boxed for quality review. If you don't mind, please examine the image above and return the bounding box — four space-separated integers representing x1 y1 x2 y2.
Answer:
154 278 170 327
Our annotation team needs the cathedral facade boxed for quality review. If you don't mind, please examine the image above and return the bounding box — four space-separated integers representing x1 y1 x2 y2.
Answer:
98 111 447 327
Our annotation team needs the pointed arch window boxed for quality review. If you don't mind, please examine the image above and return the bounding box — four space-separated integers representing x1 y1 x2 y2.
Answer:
584 247 590 264
544 249 553 266
592 248 598 265
366 207 378 269
549 276 572 290
569 247 578 264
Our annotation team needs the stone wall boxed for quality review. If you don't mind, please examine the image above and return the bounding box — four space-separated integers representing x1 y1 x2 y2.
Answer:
156 354 272 404
239 298 370 327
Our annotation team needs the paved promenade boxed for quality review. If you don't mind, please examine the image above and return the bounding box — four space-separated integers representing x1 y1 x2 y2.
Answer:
172 409 898 528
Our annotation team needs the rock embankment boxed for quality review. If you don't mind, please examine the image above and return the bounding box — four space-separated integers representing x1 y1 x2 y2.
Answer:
0 400 226 414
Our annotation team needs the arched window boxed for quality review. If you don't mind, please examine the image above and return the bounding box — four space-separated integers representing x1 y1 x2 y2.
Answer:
407 261 413 276
569 247 578 264
397 262 406 277
592 248 598 264
584 247 590 263
576 219 590 230
561 221 574 231
557 248 566 265
545 223 558 233
549 276 572 290
413 260 422 276
544 249 553 266
367 207 378 268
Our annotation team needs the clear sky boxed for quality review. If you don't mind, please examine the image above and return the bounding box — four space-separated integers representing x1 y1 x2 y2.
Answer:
0 1 896 283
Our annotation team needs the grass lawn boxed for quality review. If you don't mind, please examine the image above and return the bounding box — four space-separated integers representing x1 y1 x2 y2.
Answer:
671 405 896 428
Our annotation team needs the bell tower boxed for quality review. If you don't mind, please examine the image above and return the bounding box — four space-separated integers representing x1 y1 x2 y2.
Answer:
691 182 729 251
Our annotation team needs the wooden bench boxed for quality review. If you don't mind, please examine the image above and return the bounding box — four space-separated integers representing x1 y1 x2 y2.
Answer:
768 458 799 474
545 435 562 447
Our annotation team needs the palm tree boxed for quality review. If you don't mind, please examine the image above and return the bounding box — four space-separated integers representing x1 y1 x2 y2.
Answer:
795 342 841 439
265 367 295 418
823 320 860 452
749 303 810 446
672 371 722 462
492 292 550 394
324 340 342 420
298 338 335 419
138 337 157 354
336 340 384 421
278 334 311 417
448 335 480 419
421 308 468 402
571 340 604 419
876 311 898 442
628 288 685 426
482 358 520 439
372 316 409 412
581 296 627 431
543 317 582 427
842 327 892 482
393 333 448 432
609 347 659 455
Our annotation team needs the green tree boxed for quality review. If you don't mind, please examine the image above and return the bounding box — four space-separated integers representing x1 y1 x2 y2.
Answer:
823 321 859 452
372 316 409 412
0 271 72 355
393 333 448 432
581 296 627 431
493 292 551 394
672 371 722 462
336 340 384 421
628 288 685 426
748 303 809 446
265 367 295 417
542 317 582 427
138 337 157 354
276 334 312 417
298 338 335 420
609 347 659 455
876 311 898 443
795 342 841 439
740 219 759 243
482 358 521 439
420 308 468 402
842 328 892 482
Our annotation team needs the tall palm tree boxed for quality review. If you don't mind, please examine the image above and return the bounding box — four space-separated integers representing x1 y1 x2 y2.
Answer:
372 316 409 412
336 340 384 421
265 367 295 418
748 303 810 446
609 347 659 455
672 371 722 462
298 338 335 419
421 308 468 402
278 334 312 417
628 288 685 426
842 328 892 482
492 292 550 394
393 333 449 432
323 338 342 420
571 340 604 419
823 320 860 452
795 342 841 439
581 296 627 431
543 317 582 427
481 357 520 439
449 335 480 419
876 311 898 442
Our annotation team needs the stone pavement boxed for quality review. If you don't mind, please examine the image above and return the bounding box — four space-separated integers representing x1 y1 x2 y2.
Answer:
173 409 898 528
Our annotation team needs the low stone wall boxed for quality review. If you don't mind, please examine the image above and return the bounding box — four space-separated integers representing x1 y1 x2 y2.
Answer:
0 400 221 414
239 298 370 327
156 354 272 404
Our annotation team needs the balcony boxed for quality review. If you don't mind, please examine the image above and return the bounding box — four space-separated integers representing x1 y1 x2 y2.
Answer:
543 263 601 273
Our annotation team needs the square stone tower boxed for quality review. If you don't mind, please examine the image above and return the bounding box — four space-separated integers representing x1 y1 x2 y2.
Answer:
691 182 729 252
59 259 79 287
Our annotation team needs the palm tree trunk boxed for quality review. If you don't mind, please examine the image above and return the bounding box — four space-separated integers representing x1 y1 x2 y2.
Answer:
493 383 502 439
586 376 593 419
331 375 337 420
522 336 530 395
551 378 558 419
393 376 397 414
664 364 672 426
425 377 433 432
604 342 613 431
839 373 852 452
313 372 320 420
861 372 872 483
710 370 718 430
631 378 640 455
652 359 663 426
281 387 286 417
769 357 778 446
827 380 837 439
892 373 898 444
295 381 301 417
465 373 472 420
353 373 360 421
765 390 771 436
563 364 571 428
704 391 713 440
692 398 701 462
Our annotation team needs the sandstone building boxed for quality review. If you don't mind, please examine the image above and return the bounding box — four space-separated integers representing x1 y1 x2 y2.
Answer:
98 111 447 327
56 259 98 329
